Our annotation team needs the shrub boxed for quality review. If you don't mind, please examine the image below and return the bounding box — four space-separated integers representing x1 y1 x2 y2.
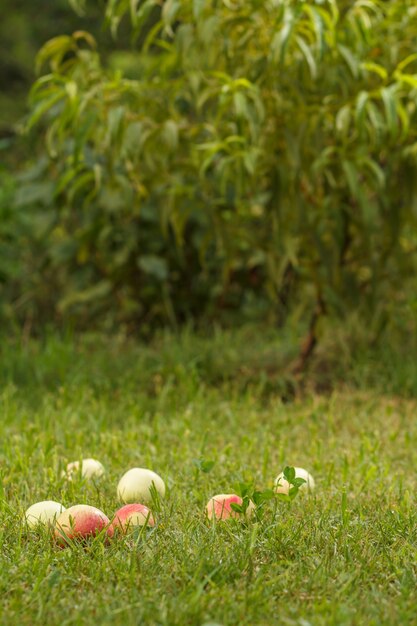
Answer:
12 0 417 335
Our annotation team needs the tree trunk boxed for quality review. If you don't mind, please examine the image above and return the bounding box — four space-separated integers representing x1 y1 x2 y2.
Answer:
291 296 325 376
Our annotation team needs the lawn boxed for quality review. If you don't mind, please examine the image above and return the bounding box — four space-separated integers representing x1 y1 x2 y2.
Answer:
1 331 417 625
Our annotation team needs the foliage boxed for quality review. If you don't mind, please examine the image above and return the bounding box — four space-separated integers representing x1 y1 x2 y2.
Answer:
0 0 112 129
0 168 46 326
7 0 417 330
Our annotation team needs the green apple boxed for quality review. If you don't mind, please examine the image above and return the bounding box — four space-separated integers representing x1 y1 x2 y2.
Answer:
63 458 105 480
117 468 165 504
275 467 315 495
25 500 66 528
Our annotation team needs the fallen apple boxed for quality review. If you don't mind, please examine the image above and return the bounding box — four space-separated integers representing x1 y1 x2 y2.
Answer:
205 494 255 521
62 458 105 480
25 500 66 528
117 468 165 504
274 467 315 495
54 504 113 545
111 503 155 533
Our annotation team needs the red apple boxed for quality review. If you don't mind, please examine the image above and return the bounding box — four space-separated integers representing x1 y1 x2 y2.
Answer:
206 494 255 521
111 503 155 533
54 504 113 545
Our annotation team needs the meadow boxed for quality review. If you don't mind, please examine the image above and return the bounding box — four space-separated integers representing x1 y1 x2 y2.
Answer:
3 2 417 624
1 330 417 625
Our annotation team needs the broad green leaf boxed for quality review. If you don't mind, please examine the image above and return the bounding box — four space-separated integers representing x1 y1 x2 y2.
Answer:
283 466 296 482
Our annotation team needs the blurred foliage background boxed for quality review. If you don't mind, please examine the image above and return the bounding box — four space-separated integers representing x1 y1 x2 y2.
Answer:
1 0 417 371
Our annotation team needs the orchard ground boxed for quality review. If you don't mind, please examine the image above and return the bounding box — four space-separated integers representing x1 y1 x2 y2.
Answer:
1 329 417 626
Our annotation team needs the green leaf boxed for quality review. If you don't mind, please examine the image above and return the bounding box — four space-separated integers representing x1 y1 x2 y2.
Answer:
396 53 417 73
283 466 296 482
335 105 351 137
292 477 307 488
192 458 215 473
35 35 75 73
58 281 112 311
193 0 207 19
394 72 417 89
235 482 253 498
27 92 65 130
361 157 385 188
162 120 179 151
252 489 276 506
355 91 369 134
296 36 317 80
233 92 249 119
69 0 86 15
162 0 180 30
304 6 325 58
106 106 126 148
14 182 54 208
338 44 359 78
380 86 398 138
361 61 388 81
271 8 295 65
138 255 168 281
342 160 360 200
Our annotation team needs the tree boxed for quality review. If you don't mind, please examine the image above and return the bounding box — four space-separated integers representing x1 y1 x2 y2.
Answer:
21 0 417 353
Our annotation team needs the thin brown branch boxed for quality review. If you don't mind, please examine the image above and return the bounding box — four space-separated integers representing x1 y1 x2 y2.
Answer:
291 295 325 376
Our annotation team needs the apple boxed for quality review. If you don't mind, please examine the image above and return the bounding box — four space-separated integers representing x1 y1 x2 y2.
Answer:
54 504 113 545
117 468 165 504
62 458 105 480
274 467 315 495
205 494 255 521
25 500 66 528
111 503 155 533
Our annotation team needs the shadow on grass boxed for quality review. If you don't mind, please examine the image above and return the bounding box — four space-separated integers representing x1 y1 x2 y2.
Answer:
1 320 417 404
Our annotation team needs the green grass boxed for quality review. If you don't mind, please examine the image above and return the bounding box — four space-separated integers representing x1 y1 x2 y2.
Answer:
2 330 417 625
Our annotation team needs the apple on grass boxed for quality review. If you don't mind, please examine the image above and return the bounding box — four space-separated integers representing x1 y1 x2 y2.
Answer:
54 505 113 546
111 504 155 533
274 467 315 495
117 468 165 504
62 458 105 480
206 494 255 521
25 501 66 528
